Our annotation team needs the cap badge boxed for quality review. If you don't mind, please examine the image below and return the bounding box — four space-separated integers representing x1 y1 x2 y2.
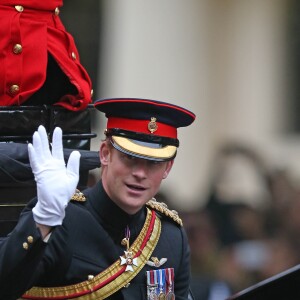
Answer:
148 117 158 134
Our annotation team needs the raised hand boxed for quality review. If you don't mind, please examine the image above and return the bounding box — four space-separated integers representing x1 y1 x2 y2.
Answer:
28 125 80 226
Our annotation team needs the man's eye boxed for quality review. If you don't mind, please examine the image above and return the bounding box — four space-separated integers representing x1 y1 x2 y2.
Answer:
148 160 161 166
124 154 135 160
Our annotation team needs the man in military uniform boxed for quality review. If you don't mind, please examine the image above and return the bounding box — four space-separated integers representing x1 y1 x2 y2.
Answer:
0 98 196 300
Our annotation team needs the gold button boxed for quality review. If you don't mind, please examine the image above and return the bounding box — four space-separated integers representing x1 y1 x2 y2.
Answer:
27 236 34 244
88 275 94 281
13 44 22 54
71 52 77 60
23 242 29 250
10 84 20 95
15 5 24 12
54 7 60 16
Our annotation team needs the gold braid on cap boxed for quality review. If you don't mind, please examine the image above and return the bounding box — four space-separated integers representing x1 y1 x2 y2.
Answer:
146 198 183 226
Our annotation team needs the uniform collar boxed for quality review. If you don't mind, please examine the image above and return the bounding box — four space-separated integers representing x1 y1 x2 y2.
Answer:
87 181 146 241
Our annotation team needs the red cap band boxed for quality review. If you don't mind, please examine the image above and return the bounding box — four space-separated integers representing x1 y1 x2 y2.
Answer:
107 117 177 139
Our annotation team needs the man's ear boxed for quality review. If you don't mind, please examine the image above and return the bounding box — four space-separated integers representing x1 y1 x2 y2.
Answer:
100 142 110 166
163 160 174 179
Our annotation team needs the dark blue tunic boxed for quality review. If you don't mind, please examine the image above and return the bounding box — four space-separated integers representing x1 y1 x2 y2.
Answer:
0 181 191 300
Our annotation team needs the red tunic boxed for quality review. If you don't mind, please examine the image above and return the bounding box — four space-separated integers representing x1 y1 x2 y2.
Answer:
0 1 92 111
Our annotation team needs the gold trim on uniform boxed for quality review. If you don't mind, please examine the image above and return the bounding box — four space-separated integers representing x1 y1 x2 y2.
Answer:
70 189 86 202
146 198 183 226
22 208 161 300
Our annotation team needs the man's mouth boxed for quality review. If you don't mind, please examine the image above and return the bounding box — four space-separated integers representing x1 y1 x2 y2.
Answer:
126 184 146 191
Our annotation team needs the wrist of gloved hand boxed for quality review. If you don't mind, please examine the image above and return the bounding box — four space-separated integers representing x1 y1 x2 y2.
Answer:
32 201 66 226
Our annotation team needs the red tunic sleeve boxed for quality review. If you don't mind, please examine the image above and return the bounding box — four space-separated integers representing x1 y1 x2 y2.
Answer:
0 1 92 111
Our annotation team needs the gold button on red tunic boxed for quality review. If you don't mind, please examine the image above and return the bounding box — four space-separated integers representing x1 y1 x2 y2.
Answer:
9 84 20 95
13 43 22 54
54 7 60 16
14 5 24 12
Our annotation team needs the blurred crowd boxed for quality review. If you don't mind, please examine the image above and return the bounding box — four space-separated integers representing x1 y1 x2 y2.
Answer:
176 143 300 299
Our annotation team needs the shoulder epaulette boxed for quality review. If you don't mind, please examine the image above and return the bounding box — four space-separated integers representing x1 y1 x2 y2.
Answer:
70 189 86 202
146 198 183 226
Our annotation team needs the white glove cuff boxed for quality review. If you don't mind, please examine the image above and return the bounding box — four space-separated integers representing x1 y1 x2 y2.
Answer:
32 202 66 227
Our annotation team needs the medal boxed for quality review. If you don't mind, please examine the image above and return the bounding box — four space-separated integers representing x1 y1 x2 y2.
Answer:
159 293 166 300
120 226 138 272
165 268 175 300
166 291 175 300
147 268 175 299
158 269 166 300
147 270 158 300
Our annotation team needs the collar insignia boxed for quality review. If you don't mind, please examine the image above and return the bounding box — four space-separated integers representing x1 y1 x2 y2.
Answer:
146 256 168 268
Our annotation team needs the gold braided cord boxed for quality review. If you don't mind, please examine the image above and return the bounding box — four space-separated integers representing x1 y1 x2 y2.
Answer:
22 208 161 300
146 198 183 226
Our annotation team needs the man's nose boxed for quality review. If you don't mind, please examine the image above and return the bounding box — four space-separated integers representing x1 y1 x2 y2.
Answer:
131 161 148 178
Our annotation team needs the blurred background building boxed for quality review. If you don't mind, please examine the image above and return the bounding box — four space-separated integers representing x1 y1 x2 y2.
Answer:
62 0 300 211
61 0 300 298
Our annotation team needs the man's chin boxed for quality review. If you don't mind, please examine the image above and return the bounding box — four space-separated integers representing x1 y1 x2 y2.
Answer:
121 198 147 215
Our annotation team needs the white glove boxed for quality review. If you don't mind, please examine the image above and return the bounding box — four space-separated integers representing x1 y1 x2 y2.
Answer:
28 125 80 226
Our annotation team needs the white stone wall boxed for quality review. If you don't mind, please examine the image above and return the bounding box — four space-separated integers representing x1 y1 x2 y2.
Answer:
93 0 294 210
